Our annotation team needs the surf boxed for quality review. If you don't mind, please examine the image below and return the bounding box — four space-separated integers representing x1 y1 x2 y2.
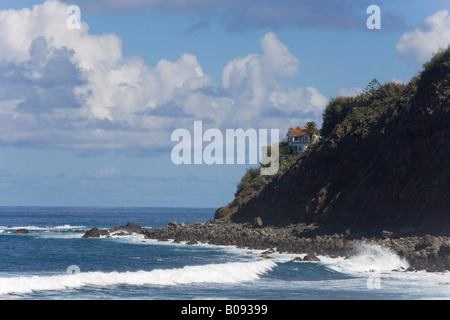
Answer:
0 260 277 295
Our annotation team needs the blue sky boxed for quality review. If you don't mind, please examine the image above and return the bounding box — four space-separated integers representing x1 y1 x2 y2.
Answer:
0 0 449 207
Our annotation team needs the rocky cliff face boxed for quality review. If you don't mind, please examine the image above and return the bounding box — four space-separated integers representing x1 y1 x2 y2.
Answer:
217 47 450 233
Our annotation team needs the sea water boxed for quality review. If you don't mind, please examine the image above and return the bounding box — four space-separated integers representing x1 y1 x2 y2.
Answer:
0 207 449 300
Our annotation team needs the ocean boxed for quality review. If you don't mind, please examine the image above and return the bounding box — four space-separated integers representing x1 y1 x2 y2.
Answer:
0 207 449 301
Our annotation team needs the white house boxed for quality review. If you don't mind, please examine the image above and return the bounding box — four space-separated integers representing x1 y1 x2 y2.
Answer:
286 127 310 154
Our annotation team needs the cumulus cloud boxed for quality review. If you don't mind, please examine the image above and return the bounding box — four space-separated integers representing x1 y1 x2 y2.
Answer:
0 36 86 114
397 10 450 66
0 1 327 152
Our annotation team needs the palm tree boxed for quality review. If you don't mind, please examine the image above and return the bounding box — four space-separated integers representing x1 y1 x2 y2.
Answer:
303 121 320 145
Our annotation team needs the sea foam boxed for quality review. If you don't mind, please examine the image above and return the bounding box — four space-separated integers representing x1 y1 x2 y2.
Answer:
322 242 410 274
0 260 276 295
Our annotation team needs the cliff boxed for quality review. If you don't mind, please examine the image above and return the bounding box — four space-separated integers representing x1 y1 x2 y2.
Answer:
215 46 450 234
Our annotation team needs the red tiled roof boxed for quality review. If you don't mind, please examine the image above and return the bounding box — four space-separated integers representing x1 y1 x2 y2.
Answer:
288 127 307 136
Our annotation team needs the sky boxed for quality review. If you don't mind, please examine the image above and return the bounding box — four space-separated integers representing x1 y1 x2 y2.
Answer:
0 0 449 207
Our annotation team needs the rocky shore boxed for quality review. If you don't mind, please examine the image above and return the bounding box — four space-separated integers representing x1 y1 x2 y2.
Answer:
82 220 450 272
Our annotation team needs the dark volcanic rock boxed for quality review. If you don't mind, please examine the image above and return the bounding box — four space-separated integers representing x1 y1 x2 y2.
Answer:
82 227 101 238
118 222 144 234
253 217 263 228
84 219 450 272
303 254 321 262
167 221 178 229
108 222 144 235
13 229 29 234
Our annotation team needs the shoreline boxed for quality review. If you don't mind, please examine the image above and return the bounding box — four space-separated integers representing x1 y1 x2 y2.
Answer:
82 220 450 273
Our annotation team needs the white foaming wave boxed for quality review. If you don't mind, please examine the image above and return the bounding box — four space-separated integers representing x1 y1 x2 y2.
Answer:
321 242 410 274
0 260 276 295
0 225 86 231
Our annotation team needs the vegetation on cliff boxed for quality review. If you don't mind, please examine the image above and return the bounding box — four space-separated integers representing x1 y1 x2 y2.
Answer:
215 46 450 233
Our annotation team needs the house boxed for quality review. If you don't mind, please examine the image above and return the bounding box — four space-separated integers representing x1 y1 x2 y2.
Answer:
286 127 310 154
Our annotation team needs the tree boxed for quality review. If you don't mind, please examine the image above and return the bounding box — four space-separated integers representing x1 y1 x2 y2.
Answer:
321 96 352 138
303 121 320 145
364 78 381 95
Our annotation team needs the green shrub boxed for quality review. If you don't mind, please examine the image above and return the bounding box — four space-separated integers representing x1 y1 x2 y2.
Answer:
321 96 354 138
235 167 260 197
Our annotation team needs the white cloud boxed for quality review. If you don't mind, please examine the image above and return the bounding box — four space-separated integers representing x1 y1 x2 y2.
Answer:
397 10 450 66
0 0 327 152
337 86 363 98
0 1 122 68
260 32 299 76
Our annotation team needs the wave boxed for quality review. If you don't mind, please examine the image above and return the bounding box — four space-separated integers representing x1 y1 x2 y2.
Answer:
0 260 276 295
0 225 86 231
321 242 410 274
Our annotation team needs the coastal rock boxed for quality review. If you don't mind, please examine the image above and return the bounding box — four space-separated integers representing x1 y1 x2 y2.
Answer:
253 217 263 228
13 229 29 234
167 221 178 229
121 220 450 272
438 245 450 265
334 239 345 250
119 222 143 234
415 235 441 251
381 230 394 239
82 227 101 238
303 254 320 262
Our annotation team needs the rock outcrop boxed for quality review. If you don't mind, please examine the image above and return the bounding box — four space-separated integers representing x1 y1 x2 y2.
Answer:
140 220 450 272
82 227 101 238
13 229 29 234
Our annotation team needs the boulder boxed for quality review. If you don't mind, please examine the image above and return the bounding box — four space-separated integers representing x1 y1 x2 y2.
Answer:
253 217 263 228
121 222 144 233
82 227 101 238
303 254 321 262
381 230 394 239
109 222 144 234
415 235 441 251
167 221 178 229
438 245 450 265
334 239 345 250
13 229 29 234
